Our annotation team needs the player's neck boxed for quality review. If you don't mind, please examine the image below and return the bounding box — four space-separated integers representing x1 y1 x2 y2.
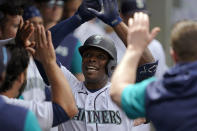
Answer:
0 87 17 98
84 78 109 90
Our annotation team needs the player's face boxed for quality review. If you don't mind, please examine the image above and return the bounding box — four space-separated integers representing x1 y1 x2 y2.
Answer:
0 15 22 40
82 47 109 83
28 16 44 41
40 0 63 23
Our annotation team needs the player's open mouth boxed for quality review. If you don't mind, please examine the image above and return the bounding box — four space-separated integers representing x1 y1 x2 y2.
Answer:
86 66 98 72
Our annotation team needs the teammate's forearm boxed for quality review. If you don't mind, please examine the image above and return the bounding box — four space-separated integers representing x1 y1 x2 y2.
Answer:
111 46 143 106
43 61 78 118
34 59 49 85
113 22 128 47
35 57 62 86
50 15 84 49
138 48 155 66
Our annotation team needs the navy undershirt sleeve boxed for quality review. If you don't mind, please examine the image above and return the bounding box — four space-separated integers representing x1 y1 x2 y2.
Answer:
45 86 52 101
52 102 70 127
50 15 84 49
44 87 70 126
35 59 61 85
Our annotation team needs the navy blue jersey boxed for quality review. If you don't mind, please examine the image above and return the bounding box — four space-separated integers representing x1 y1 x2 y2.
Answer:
0 97 41 131
146 61 197 131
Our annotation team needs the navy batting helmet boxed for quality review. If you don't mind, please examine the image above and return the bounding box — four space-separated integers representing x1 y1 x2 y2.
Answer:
79 35 117 77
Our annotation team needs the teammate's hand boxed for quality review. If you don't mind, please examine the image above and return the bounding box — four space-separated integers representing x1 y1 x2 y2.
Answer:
133 118 146 126
127 12 160 52
33 25 56 65
75 0 101 22
15 20 35 48
88 0 122 27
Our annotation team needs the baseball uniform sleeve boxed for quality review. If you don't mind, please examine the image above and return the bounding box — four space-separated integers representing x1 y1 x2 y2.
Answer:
50 15 83 49
52 102 70 127
24 111 42 131
121 77 156 119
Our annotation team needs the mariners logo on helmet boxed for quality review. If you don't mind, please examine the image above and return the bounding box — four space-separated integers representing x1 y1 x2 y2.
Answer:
92 35 103 45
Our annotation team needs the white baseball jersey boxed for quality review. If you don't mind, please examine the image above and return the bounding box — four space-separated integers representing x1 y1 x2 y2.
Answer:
58 66 136 131
0 95 53 131
22 58 46 101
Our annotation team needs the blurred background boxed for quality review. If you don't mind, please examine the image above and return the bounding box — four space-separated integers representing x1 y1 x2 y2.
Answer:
143 1 197 130
146 0 197 67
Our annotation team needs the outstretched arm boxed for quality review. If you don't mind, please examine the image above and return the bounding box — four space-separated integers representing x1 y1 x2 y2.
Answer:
50 0 101 49
33 25 78 119
110 12 159 111
88 0 155 66
49 15 83 49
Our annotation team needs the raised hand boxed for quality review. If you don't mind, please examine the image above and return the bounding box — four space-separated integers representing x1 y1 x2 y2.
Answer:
33 25 56 65
127 12 160 52
75 0 101 22
88 0 122 27
133 118 146 126
15 20 35 48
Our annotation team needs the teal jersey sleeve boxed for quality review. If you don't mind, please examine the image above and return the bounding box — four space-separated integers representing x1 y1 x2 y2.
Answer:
121 77 156 119
24 111 42 131
71 41 82 74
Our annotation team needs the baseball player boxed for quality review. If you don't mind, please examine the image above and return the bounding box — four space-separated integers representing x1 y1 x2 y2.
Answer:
35 1 158 130
37 32 157 131
110 12 197 130
33 0 158 130
0 45 41 131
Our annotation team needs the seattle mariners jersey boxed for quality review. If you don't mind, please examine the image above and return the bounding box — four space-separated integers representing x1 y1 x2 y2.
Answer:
0 95 53 131
58 66 134 131
22 58 46 101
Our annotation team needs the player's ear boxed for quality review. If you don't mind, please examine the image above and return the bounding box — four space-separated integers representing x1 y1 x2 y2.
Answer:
170 48 179 63
16 71 26 84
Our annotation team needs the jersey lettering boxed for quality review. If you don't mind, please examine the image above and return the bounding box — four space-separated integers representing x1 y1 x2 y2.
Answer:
73 108 122 125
